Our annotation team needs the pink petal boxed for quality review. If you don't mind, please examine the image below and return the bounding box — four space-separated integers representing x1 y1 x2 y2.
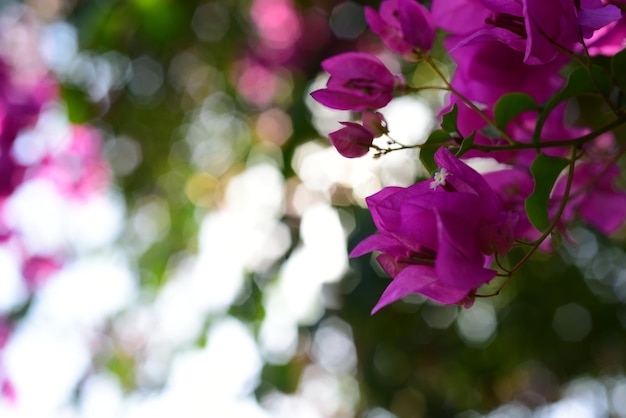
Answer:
479 0 522 15
434 209 496 289
578 4 622 37
365 6 413 55
321 53 394 88
523 0 577 63
434 148 499 210
430 0 491 35
310 89 373 111
372 265 470 313
350 233 406 257
397 0 435 51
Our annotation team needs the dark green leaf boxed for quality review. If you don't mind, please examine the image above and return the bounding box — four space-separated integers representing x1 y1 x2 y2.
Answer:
525 153 570 232
533 65 611 145
494 93 537 130
420 130 452 174
440 104 458 134
455 131 475 158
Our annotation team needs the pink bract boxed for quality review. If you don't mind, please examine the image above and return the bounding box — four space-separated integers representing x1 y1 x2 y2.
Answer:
310 52 395 111
431 0 621 64
351 148 518 313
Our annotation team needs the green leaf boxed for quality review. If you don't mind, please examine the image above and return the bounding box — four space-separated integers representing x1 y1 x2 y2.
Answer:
440 104 458 134
419 130 452 174
533 65 611 145
611 48 626 93
455 131 475 158
494 93 538 130
524 153 570 232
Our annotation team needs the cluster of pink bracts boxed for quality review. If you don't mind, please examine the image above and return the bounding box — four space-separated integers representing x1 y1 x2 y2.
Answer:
0 10 110 400
311 0 626 313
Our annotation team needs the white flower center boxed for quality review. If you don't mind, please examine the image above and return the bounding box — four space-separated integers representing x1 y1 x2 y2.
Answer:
430 168 449 190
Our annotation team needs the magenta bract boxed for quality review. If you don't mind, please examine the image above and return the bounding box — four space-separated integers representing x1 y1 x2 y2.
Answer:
351 148 518 313
310 52 395 111
432 0 621 64
584 2 626 56
577 0 622 39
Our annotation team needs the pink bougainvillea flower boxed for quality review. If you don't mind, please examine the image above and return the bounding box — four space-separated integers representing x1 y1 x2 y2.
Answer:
22 256 63 289
432 0 621 64
448 38 566 106
365 0 435 55
351 148 518 312
521 0 620 63
438 39 568 163
0 8 116 406
0 57 57 198
1 379 15 405
34 125 110 199
310 52 396 111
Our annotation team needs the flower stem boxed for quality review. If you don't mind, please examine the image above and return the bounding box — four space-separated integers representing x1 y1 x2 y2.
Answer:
470 116 626 152
508 146 579 275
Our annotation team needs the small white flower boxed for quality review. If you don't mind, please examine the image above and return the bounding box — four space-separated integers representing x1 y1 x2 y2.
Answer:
430 167 449 190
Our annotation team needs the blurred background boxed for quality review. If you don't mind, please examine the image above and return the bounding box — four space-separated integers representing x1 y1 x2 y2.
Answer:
1 0 626 417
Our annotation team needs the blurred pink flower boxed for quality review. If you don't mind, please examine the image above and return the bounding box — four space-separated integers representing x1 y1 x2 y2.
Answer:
251 0 302 52
0 7 112 301
365 0 435 55
1 378 15 405
235 59 280 107
33 125 110 199
22 256 63 289
553 162 626 235
0 53 57 198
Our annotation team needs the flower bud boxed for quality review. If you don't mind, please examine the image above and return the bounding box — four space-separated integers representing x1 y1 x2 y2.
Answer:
329 122 375 158
361 111 388 138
